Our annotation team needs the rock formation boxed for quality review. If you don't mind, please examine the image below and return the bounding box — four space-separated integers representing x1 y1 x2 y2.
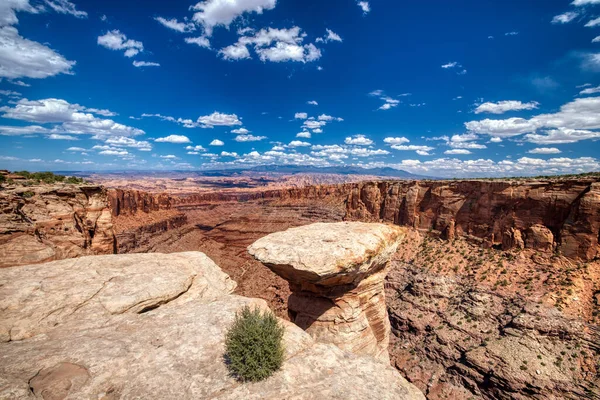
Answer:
345 179 600 261
0 252 424 399
0 185 114 268
248 221 406 362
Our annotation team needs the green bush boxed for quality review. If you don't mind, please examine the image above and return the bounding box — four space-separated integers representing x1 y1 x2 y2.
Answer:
0 174 5 184
225 306 284 382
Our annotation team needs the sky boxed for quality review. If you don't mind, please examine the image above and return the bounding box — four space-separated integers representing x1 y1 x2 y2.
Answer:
1 0 600 178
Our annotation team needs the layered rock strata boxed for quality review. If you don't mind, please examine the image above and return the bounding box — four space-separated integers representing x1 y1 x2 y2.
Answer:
0 185 114 268
0 252 424 399
248 221 405 362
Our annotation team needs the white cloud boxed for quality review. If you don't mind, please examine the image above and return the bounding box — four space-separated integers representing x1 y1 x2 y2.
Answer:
288 140 311 147
221 151 238 157
307 100 318 105
528 147 561 154
572 0 600 4
445 149 471 155
580 85 600 95
0 124 49 136
383 137 409 145
525 128 600 144
344 134 373 146
296 131 311 138
100 149 128 156
133 61 160 67
312 128 323 134
221 26 322 63
155 134 191 144
505 31 519 36
105 136 152 150
0 0 44 27
317 114 343 121
231 128 250 134
316 29 342 43
235 134 266 142
155 17 195 33
97 30 144 58
369 90 401 110
44 0 87 18
551 11 578 24
593 36 600 43
66 146 86 151
302 120 326 130
191 0 277 36
48 133 77 140
474 100 539 114
357 1 370 14
0 26 75 79
441 62 459 69
391 144 434 153
198 111 242 127
466 96 600 140
210 139 224 146
185 36 210 48
186 145 206 152
585 17 600 27
490 137 503 143
295 112 308 119
219 42 251 60
159 154 178 159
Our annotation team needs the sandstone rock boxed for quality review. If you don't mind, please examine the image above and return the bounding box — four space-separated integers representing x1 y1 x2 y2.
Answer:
525 224 554 252
0 252 424 400
0 185 115 268
248 222 405 362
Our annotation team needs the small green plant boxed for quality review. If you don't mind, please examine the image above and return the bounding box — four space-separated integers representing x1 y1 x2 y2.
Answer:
225 306 284 382
0 174 5 184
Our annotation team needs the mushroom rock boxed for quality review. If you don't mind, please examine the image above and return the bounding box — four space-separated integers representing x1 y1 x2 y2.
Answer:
248 222 406 363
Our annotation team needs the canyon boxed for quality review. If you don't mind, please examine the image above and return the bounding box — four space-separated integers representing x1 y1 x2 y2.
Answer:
1 175 599 399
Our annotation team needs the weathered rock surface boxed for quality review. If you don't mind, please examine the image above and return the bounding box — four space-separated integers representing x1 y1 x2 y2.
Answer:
0 185 115 268
346 179 600 260
249 222 406 362
0 252 424 400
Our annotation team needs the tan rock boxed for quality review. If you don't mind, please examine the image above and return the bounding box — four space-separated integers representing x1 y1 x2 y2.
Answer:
248 222 406 362
525 224 554 252
0 252 424 400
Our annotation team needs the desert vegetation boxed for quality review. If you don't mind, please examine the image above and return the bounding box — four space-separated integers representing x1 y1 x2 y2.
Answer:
225 306 285 382
0 170 85 185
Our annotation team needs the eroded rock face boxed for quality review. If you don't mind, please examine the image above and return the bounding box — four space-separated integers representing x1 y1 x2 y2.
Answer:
0 252 424 400
0 185 115 268
248 222 406 362
345 179 600 260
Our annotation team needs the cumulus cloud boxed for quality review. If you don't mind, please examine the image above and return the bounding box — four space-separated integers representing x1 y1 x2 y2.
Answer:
133 61 160 67
0 26 75 79
186 145 206 152
97 30 144 58
44 0 87 18
155 134 191 144
315 29 342 43
235 134 266 142
159 154 178 159
105 136 152 150
391 144 434 154
528 147 561 154
221 151 238 157
198 112 242 127
445 149 471 155
231 128 250 134
369 90 401 110
474 100 539 114
210 139 224 146
357 1 370 14
572 0 600 4
185 36 210 48
307 100 318 105
525 128 600 144
155 17 195 33
551 11 578 24
344 134 373 146
220 27 322 63
585 17 600 27
579 85 600 95
505 31 519 36
99 149 128 156
48 133 77 140
296 131 311 138
466 96 600 142
295 112 308 119
191 0 277 36
383 137 410 145
0 98 145 138
288 140 311 147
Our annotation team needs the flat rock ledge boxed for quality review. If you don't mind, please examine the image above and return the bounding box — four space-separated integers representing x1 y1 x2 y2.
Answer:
248 222 406 362
0 252 424 400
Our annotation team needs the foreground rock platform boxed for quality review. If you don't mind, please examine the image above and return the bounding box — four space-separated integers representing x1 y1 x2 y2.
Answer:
248 222 406 362
0 252 424 399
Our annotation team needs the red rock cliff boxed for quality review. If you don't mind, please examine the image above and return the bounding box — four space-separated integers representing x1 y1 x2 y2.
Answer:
345 180 600 260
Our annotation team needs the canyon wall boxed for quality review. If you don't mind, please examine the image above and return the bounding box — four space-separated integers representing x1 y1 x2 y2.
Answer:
0 185 115 268
345 180 600 261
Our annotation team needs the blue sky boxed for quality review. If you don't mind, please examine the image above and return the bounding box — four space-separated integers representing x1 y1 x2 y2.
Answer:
1 0 600 177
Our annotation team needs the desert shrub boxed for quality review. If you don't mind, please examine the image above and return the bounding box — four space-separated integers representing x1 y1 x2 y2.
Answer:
21 191 35 198
225 306 284 382
0 174 5 184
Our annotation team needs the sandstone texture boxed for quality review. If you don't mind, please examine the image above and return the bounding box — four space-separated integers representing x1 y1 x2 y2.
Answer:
0 185 114 268
249 222 405 362
0 252 424 400
346 179 600 261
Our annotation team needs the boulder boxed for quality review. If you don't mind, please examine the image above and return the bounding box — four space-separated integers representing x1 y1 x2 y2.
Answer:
0 252 424 400
525 224 554 252
248 222 406 362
